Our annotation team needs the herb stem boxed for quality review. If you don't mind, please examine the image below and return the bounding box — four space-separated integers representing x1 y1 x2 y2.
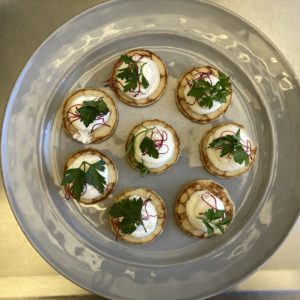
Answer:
126 126 156 155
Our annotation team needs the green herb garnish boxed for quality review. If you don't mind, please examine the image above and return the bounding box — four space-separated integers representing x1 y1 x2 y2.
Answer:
187 72 230 108
140 136 159 158
116 55 149 94
126 133 136 157
78 98 109 127
127 127 158 175
198 208 232 236
109 197 146 234
208 129 249 165
61 160 106 201
136 161 150 176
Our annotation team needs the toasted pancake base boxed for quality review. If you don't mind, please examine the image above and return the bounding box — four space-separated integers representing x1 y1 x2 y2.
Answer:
176 66 232 123
110 188 166 244
175 179 235 238
125 119 180 174
64 149 118 204
63 89 118 144
111 49 168 107
200 122 257 178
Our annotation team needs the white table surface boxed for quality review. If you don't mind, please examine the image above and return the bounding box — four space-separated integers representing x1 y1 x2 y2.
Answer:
0 0 299 298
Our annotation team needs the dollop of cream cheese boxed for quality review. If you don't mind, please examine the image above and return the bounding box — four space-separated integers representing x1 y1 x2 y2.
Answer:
68 95 110 144
133 125 175 169
184 74 222 114
186 190 224 232
68 154 108 200
129 195 158 238
117 55 160 100
207 124 253 171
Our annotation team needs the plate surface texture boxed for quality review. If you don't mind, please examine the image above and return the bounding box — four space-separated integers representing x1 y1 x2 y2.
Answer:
2 0 300 299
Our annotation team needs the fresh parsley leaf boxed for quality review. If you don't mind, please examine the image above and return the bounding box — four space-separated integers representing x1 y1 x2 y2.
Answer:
82 100 108 113
120 55 133 64
140 136 159 159
117 67 132 81
203 219 214 236
141 73 149 89
136 161 150 176
140 63 149 89
187 80 210 100
218 215 232 226
126 127 158 175
78 98 109 127
204 208 214 220
117 63 139 92
199 95 214 109
234 128 241 142
116 54 149 95
198 208 232 236
78 106 98 127
219 143 235 157
61 168 86 201
86 160 106 194
187 72 230 108
124 76 138 92
206 209 225 220
109 197 145 235
119 221 137 235
208 129 249 165
91 160 106 172
234 145 249 165
216 224 225 233
61 159 107 201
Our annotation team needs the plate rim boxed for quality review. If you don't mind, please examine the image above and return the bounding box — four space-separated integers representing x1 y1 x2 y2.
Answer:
1 0 300 299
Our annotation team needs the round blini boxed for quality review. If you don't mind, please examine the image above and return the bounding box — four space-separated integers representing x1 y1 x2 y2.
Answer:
176 66 232 123
110 188 166 244
200 122 257 178
125 119 180 174
63 149 118 204
175 179 235 238
111 49 168 107
63 89 118 144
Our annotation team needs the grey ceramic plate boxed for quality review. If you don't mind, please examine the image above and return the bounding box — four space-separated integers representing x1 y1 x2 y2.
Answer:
2 0 300 299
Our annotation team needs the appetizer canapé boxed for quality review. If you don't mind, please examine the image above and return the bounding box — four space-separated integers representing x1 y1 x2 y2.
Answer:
176 66 232 123
61 149 118 204
200 123 257 178
126 119 180 175
109 188 166 244
63 89 118 144
111 49 167 107
175 180 235 238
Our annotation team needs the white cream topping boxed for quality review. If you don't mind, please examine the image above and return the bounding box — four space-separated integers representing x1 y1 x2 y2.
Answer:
129 195 157 239
68 154 108 200
133 125 175 169
117 55 160 100
68 95 110 144
186 190 224 232
207 124 253 171
184 74 222 114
